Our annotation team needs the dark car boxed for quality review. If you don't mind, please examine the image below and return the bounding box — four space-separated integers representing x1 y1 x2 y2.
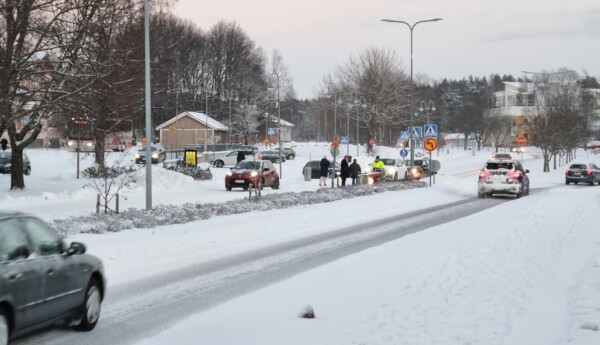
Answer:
274 147 296 160
302 160 341 179
565 163 600 185
225 160 280 191
0 212 106 344
403 158 437 180
0 151 31 175
259 151 286 163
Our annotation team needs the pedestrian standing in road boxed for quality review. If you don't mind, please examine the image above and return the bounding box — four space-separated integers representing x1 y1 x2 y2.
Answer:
349 158 361 185
319 155 330 187
340 156 349 186
237 150 245 163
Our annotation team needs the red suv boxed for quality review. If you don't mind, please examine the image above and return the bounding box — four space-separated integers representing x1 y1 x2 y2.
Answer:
225 160 280 191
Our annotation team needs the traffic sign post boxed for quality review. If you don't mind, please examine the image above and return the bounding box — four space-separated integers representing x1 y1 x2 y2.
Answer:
423 138 438 187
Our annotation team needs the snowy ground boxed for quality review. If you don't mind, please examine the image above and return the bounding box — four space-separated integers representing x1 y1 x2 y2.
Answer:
3 143 600 345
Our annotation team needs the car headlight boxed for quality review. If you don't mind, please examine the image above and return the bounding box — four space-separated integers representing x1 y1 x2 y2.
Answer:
134 153 140 159
152 153 158 159
250 171 258 177
67 141 74 146
86 142 93 147
411 167 420 175
226 171 232 176
368 177 374 185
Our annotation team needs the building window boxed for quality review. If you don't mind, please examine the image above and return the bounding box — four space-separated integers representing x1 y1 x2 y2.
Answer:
524 133 529 139
523 118 529 125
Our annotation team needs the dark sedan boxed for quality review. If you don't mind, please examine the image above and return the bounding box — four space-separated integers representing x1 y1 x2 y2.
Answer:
565 163 600 185
302 160 341 179
0 151 31 175
259 151 286 163
0 212 106 344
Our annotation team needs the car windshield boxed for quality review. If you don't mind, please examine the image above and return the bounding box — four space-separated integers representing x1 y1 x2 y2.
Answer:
0 152 10 164
381 159 395 165
139 147 159 153
234 161 260 170
569 164 587 169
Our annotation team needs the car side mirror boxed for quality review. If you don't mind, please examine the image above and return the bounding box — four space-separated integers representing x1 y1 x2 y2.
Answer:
67 242 86 255
525 169 530 173
263 168 269 172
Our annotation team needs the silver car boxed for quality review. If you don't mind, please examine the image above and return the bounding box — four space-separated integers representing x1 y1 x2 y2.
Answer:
478 158 530 198
0 212 106 343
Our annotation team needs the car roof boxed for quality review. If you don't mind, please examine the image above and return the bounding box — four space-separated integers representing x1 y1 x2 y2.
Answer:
0 211 31 221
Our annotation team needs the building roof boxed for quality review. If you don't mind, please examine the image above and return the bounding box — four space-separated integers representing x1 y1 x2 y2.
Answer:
155 111 229 131
266 115 295 127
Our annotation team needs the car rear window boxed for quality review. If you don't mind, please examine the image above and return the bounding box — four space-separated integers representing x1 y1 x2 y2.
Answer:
569 164 587 169
486 162 514 170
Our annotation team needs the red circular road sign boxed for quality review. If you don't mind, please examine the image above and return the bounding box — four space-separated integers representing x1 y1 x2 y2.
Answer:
424 138 438 152
517 136 527 145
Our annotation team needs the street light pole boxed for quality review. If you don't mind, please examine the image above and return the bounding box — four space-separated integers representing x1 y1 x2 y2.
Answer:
199 81 217 154
381 17 442 169
221 89 238 145
270 72 282 178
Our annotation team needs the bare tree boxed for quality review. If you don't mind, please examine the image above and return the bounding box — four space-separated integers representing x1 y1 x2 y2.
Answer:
0 0 105 189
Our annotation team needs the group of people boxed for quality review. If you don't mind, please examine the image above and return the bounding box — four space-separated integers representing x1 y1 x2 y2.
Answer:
319 155 362 187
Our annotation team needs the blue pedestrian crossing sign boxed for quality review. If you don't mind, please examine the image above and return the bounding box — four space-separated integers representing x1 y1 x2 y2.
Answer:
400 148 408 158
267 128 276 135
408 126 422 139
424 124 438 138
340 136 348 144
400 131 409 140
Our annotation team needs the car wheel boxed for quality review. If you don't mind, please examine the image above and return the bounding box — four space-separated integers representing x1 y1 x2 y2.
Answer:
565 179 570 185
590 180 595 186
76 278 102 331
0 308 9 345
404 172 409 181
226 184 232 191
259 177 265 190
272 177 280 190
242 186 248 191
525 183 530 196
478 191 486 199
288 154 295 160
574 182 579 185
393 172 398 181
25 167 31 176
214 160 224 168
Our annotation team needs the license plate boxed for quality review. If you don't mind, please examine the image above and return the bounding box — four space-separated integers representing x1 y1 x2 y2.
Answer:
573 173 581 176
235 179 245 183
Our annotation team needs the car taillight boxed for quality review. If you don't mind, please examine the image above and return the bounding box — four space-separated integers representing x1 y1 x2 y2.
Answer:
565 167 570 174
479 170 490 179
507 171 521 179
586 167 592 175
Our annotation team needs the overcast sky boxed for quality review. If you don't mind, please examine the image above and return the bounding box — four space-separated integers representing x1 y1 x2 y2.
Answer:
174 0 600 99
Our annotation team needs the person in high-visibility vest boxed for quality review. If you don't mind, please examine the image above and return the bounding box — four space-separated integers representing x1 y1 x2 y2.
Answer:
371 156 384 173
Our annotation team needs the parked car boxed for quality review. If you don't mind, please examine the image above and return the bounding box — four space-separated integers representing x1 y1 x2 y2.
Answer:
565 163 600 185
274 147 296 160
0 150 31 175
302 160 341 179
477 158 530 198
260 150 286 163
225 159 280 191
210 149 256 168
0 212 106 344
365 158 407 181
134 144 166 164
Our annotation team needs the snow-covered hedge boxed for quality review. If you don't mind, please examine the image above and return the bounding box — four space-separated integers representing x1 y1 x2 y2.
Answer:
52 181 426 236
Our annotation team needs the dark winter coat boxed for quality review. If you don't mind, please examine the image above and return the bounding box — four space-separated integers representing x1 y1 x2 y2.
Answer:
319 158 330 177
349 161 361 177
340 159 349 178
237 151 245 163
